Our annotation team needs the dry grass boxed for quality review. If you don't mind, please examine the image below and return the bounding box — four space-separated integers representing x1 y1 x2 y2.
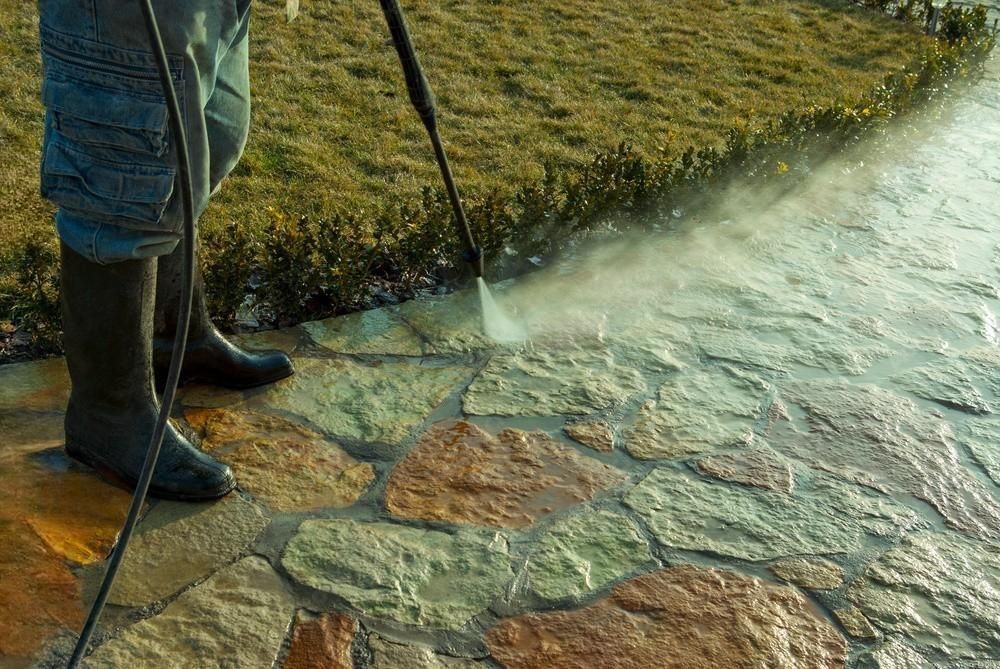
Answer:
0 0 927 255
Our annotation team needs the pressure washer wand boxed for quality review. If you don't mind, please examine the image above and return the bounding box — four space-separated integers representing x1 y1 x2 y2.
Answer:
378 0 485 279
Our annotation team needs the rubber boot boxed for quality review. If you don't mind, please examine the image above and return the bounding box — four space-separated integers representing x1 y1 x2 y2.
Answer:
60 243 236 501
153 243 294 390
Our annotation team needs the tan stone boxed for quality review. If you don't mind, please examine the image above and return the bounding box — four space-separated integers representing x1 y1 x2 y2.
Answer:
696 446 794 493
303 308 423 356
835 606 881 639
0 357 69 412
564 421 614 452
282 611 355 669
370 635 483 668
109 494 268 607
486 565 847 668
186 408 374 512
0 423 130 660
769 558 844 590
386 421 626 529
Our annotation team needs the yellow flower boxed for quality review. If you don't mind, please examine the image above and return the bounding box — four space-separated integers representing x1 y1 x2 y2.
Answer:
776 161 790 174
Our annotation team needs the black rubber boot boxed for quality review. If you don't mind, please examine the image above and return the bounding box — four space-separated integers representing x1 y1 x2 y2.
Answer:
153 243 294 390
61 243 236 501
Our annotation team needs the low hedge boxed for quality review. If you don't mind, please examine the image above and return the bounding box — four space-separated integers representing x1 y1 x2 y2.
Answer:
0 2 995 359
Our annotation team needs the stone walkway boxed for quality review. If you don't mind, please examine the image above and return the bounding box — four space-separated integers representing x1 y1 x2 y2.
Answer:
3 58 1000 669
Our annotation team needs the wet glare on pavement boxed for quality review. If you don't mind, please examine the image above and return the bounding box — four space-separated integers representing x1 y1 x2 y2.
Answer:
1 55 999 669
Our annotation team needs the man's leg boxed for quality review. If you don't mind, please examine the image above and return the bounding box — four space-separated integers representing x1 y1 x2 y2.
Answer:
153 4 294 390
37 0 248 498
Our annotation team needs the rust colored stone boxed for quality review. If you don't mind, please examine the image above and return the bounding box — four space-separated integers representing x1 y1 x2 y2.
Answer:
186 408 374 512
564 421 614 452
386 421 626 529
487 565 847 669
282 612 355 669
696 447 794 493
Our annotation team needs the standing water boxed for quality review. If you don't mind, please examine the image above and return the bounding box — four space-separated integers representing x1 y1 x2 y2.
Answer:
477 277 528 343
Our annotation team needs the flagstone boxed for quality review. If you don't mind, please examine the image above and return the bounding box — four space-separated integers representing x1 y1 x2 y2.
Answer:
395 289 495 353
186 408 374 512
263 356 472 445
696 446 794 493
464 347 645 417
282 612 355 669
772 380 1000 539
835 606 881 639
385 421 625 529
85 557 294 668
848 532 1000 658
959 418 1000 485
564 420 614 452
624 367 765 460
281 519 512 628
303 308 424 356
0 357 69 412
858 639 932 669
109 495 268 607
525 509 652 602
769 558 844 590
892 360 991 414
486 565 847 668
624 467 925 561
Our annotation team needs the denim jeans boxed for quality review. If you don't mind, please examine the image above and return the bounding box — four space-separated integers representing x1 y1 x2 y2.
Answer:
37 0 253 264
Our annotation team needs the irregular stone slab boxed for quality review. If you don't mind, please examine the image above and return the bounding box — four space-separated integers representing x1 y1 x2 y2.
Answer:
186 408 374 512
892 360 991 415
696 446 794 493
835 606 880 639
772 380 1000 539
396 289 494 353
487 565 847 668
369 635 482 668
386 421 625 529
525 510 652 602
0 357 69 411
263 357 472 445
282 612 355 669
178 384 246 409
303 308 423 356
959 418 1000 485
109 495 268 607
282 520 512 628
0 530 82 659
848 532 1000 658
769 558 844 590
624 467 924 561
624 368 764 459
464 346 645 417
859 639 932 669
85 557 294 668
231 326 303 355
564 420 614 452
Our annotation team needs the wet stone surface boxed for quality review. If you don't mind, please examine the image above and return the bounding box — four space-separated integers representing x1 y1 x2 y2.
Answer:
696 446 795 493
84 557 294 668
624 467 925 561
368 635 483 669
109 495 268 607
858 639 932 669
848 532 1000 658
624 367 765 460
487 565 848 668
891 359 992 415
524 509 653 603
281 519 513 628
564 420 615 452
186 408 374 512
302 308 424 356
385 420 626 529
282 611 355 669
769 558 845 590
263 356 473 445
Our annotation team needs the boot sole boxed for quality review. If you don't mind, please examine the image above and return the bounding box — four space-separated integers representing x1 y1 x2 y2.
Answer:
65 441 237 502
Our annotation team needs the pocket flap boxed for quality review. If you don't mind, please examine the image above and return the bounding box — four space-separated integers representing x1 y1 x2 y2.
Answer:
45 139 174 205
42 77 168 133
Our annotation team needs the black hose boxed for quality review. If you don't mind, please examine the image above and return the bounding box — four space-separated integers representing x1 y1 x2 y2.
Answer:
378 0 485 278
66 0 196 665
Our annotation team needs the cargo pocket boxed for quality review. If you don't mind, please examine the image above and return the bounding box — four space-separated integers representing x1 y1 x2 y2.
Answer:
39 25 184 229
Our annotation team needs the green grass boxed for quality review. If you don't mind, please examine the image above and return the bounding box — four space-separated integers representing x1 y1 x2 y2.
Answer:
0 0 927 257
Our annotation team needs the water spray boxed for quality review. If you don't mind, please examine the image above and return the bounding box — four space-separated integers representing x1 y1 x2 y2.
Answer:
378 0 526 342
66 0 197 665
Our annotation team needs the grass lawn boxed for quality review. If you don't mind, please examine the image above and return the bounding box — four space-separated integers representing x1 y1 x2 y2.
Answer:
0 0 927 260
